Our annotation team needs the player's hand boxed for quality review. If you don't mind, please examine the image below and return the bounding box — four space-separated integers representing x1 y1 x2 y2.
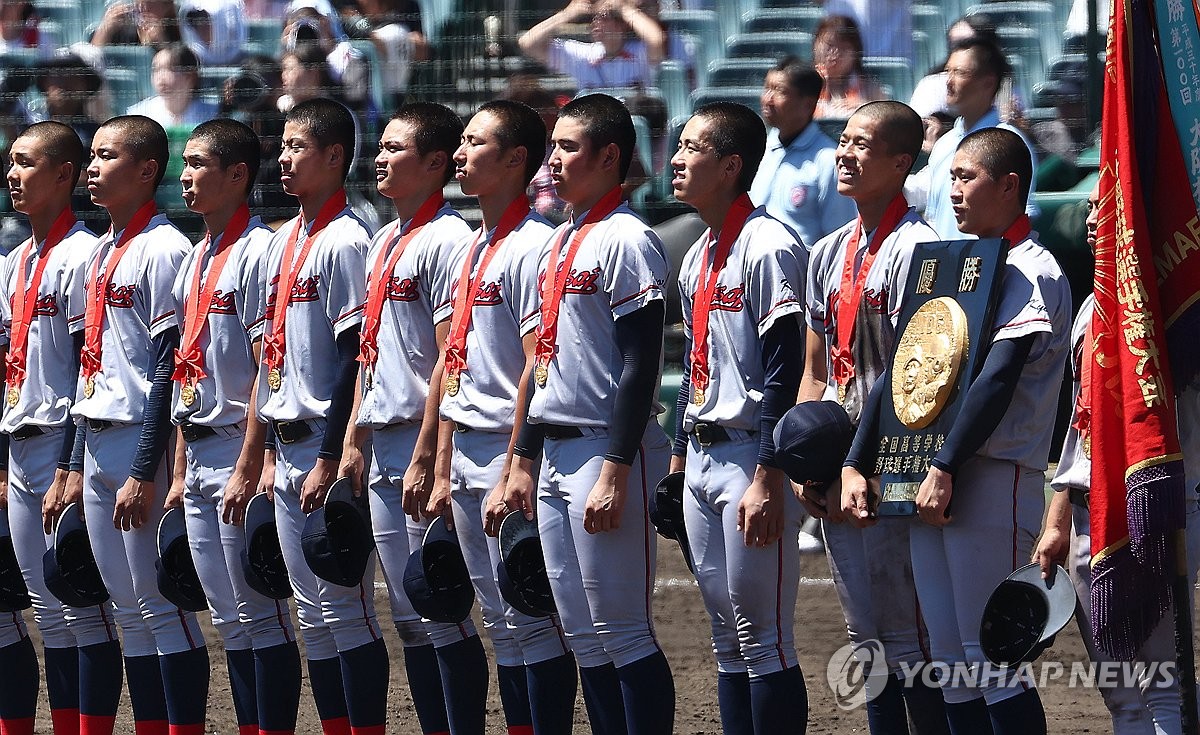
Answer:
338 443 366 498
222 455 262 527
916 466 953 527
0 469 8 511
841 466 879 529
737 469 785 547
1033 526 1070 580
794 480 829 520
584 461 629 534
163 479 184 511
425 474 453 528
43 468 70 534
668 454 685 475
403 455 435 523
258 450 277 502
114 477 156 531
483 483 510 537
496 457 538 536
300 457 336 514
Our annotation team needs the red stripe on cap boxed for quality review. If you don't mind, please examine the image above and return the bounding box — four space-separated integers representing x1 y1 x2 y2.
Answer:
51 707 80 735
79 713 116 735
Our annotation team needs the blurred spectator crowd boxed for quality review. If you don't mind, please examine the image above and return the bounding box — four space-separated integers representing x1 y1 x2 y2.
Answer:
0 0 1104 246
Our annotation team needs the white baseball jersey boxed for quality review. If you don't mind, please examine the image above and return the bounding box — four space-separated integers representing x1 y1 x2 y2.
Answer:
68 214 190 423
1050 294 1094 495
527 203 668 427
806 209 940 424
168 218 273 427
357 204 472 428
254 208 370 423
437 212 553 432
677 208 806 433
0 222 96 431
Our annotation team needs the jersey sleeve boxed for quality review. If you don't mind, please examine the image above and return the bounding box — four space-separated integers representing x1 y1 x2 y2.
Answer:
745 235 806 338
238 232 269 336
603 221 667 320
992 255 1056 349
677 244 699 341
805 234 836 332
146 238 188 339
66 248 94 335
510 233 547 338
426 227 461 326
325 239 368 337
433 236 469 325
0 253 15 339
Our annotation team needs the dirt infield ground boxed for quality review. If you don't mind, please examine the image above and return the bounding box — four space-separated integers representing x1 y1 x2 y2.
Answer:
20 534 1122 734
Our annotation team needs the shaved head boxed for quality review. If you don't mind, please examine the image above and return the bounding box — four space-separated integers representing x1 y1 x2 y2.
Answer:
16 121 86 182
851 101 923 169
957 127 1033 206
97 115 170 187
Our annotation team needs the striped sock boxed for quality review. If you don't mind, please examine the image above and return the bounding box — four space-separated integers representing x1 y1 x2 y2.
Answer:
78 642 122 735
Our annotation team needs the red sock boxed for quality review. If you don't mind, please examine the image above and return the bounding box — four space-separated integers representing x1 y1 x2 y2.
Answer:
0 718 35 735
238 726 257 735
320 717 351 735
51 708 81 735
79 713 116 735
168 725 206 735
259 730 296 735
133 720 169 735
350 726 386 735
508 728 535 735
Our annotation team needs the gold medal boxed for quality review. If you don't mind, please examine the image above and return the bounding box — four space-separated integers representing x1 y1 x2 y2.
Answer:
692 386 705 406
445 372 460 396
364 366 374 390
83 375 95 398
837 383 847 404
534 363 548 387
5 386 17 408
181 383 196 407
267 367 282 392
1084 432 1092 459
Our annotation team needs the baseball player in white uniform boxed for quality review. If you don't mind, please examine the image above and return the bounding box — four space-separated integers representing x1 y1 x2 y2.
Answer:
507 93 675 735
668 101 809 734
2 121 124 735
426 99 576 735
801 102 948 734
167 118 302 735
844 127 1070 734
68 114 206 735
339 102 486 735
254 98 388 735
1035 181 1200 735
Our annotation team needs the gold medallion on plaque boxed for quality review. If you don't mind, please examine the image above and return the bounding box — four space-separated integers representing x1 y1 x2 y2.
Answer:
534 363 548 388
180 382 197 407
445 372 460 397
692 386 705 406
83 375 95 398
891 296 969 430
5 386 18 408
267 367 283 392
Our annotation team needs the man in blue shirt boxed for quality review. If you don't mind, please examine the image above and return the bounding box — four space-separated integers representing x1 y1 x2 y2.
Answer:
750 57 856 250
906 37 1040 238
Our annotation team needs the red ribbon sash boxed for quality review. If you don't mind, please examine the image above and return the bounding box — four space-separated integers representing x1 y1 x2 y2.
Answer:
5 208 76 388
358 193 444 369
689 194 756 397
829 194 908 391
81 201 158 383
172 205 251 388
1001 214 1032 249
262 190 347 373
533 187 624 376
443 197 531 382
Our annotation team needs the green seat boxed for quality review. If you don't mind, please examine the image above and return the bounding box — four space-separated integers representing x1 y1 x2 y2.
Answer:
707 59 774 88
863 56 914 102
690 86 763 113
726 32 813 63
911 4 947 69
32 0 89 46
743 8 824 36
246 19 282 50
102 46 154 102
997 26 1044 93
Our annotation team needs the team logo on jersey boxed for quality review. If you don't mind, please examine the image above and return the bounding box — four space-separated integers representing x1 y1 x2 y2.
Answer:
828 287 888 318
385 275 420 302
710 283 745 312
291 275 321 302
210 289 237 315
562 267 602 295
32 293 59 317
106 283 137 309
473 280 504 306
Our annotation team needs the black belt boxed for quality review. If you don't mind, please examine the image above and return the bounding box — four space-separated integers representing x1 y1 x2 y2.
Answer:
10 424 50 441
179 422 217 444
454 422 473 433
690 423 737 447
1069 487 1089 509
272 420 314 444
86 419 114 433
543 424 584 440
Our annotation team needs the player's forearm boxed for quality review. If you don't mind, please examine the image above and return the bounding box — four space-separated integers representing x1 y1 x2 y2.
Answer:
605 301 664 465
619 4 665 62
235 373 267 474
171 426 186 487
412 322 451 465
499 334 540 483
844 373 886 476
59 332 85 470
672 348 691 458
758 317 802 468
129 327 179 483
518 10 568 61
797 329 829 402
343 372 367 451
1044 487 1072 538
317 326 361 462
514 365 546 461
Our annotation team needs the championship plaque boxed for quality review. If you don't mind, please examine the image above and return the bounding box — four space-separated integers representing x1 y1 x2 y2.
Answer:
875 238 1006 517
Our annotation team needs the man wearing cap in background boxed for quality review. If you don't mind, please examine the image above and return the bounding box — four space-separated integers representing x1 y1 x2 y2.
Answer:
668 100 809 734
